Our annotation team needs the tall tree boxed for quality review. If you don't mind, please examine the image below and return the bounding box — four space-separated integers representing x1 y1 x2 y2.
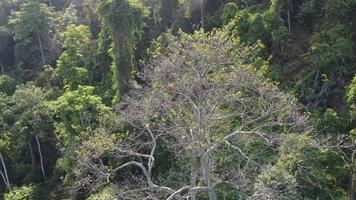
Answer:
11 83 57 182
8 0 54 70
98 0 146 99
74 29 311 199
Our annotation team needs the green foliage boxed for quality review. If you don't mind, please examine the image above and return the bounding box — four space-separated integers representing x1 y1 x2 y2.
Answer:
86 186 116 200
0 0 354 198
8 0 53 44
4 185 36 200
0 92 13 132
311 108 348 135
271 25 289 56
12 83 47 112
347 75 356 105
8 0 54 75
310 24 354 72
91 27 114 105
347 75 356 141
52 85 110 186
9 83 58 183
252 165 300 200
221 3 238 24
53 85 110 138
230 11 268 44
35 65 60 97
56 25 92 90
120 27 309 199
98 0 146 98
0 75 16 95
278 134 350 200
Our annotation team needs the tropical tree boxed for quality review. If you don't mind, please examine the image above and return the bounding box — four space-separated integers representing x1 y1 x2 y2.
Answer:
56 24 92 90
74 29 311 199
347 75 356 200
8 0 54 70
11 83 57 182
98 0 147 98
52 85 110 186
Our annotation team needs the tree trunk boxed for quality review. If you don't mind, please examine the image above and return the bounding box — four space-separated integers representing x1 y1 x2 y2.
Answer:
35 135 46 181
48 0 53 7
202 153 217 200
287 10 291 32
351 150 356 200
287 0 292 32
200 0 205 29
0 152 10 190
190 156 199 200
0 61 4 75
112 33 132 97
0 170 10 190
36 32 45 66
29 142 35 165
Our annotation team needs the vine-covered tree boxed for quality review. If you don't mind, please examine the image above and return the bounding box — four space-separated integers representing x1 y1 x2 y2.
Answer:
98 0 147 99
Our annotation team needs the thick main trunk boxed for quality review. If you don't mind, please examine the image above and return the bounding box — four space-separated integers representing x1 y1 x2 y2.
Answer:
202 153 217 200
190 156 199 200
113 34 132 96
35 136 46 181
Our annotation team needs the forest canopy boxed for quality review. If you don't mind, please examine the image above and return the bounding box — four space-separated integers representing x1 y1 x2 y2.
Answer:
0 0 355 199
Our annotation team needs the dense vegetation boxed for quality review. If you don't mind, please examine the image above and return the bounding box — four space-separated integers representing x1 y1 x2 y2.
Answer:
0 0 355 199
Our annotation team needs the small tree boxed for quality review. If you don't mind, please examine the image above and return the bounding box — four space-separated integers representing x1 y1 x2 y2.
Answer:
53 85 110 185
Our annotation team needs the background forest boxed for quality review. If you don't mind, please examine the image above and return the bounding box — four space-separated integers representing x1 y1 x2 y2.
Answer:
0 0 355 199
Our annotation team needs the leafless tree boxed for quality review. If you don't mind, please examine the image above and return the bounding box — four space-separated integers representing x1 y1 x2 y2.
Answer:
74 30 311 199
